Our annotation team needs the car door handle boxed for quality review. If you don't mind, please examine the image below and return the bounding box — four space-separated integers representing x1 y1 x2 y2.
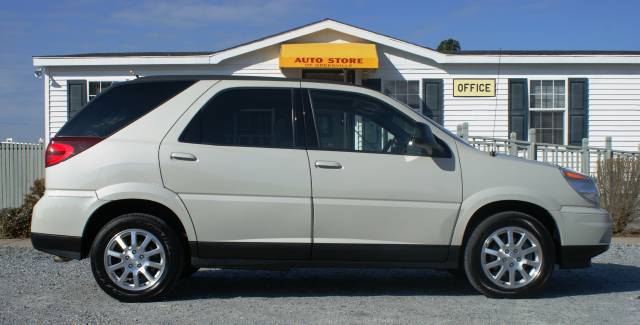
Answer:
315 160 343 169
170 152 197 161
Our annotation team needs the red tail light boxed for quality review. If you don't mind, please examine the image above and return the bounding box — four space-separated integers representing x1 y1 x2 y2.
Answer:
45 137 103 167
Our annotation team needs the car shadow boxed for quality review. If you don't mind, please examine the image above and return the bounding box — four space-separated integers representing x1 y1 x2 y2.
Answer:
169 262 640 301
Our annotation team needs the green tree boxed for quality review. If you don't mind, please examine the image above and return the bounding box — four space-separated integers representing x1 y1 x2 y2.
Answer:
437 39 461 53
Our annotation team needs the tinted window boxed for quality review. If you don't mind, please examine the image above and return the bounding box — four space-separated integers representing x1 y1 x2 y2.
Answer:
58 81 194 137
180 88 294 148
309 90 423 155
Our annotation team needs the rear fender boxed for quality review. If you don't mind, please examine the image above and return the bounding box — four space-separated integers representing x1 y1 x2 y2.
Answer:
95 183 198 241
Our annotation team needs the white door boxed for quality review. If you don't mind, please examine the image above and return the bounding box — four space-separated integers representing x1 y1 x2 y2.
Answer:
304 87 462 262
160 81 312 259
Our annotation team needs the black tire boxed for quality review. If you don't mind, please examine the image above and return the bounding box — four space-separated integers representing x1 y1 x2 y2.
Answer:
463 211 555 298
90 213 185 302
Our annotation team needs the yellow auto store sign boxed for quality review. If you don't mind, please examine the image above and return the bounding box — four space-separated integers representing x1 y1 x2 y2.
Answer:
453 79 496 97
280 43 379 69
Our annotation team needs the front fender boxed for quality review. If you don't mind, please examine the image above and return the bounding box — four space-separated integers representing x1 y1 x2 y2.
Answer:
449 186 562 246
95 183 198 242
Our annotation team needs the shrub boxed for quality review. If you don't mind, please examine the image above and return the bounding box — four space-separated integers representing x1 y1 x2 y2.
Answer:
0 179 44 238
597 157 640 234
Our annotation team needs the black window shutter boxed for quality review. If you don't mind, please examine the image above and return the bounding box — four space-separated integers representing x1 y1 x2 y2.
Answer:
422 79 444 124
67 80 87 119
568 78 588 146
508 79 529 140
361 78 381 91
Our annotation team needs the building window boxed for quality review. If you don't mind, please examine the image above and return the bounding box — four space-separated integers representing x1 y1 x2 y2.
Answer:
529 80 565 109
530 111 564 144
383 80 420 109
529 80 566 144
88 81 114 101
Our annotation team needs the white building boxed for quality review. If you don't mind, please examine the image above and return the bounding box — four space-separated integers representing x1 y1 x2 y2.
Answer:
33 19 640 151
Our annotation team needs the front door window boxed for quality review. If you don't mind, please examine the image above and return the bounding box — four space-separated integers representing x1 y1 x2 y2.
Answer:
309 90 420 155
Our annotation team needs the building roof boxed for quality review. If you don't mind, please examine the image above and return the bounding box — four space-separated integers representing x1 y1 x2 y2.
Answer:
33 18 640 67
43 49 640 59
37 51 214 58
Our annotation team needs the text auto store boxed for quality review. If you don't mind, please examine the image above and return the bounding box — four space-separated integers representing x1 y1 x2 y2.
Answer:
33 19 640 151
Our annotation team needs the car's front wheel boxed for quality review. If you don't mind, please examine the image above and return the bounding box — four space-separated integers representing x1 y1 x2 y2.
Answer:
90 213 184 302
463 211 555 298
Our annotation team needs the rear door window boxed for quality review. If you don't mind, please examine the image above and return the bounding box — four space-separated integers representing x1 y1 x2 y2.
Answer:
57 80 194 137
179 88 296 148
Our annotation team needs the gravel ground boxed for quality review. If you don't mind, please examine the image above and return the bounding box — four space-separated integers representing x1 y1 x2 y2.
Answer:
1 242 639 324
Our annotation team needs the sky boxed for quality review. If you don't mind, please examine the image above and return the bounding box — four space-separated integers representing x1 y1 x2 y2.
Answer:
1 0 639 142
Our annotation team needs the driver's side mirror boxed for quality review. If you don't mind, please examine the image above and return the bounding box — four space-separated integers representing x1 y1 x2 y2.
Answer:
409 123 440 156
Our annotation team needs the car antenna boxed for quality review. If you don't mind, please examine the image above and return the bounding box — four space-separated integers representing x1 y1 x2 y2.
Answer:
489 48 503 157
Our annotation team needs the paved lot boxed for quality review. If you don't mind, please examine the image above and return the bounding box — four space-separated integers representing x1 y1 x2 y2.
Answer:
1 240 639 324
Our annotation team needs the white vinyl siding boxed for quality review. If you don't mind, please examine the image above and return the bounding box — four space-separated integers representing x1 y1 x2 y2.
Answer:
41 30 640 153
587 76 640 151
45 70 640 152
48 78 68 139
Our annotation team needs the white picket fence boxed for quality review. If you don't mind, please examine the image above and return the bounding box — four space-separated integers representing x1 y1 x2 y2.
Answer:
0 141 45 209
456 123 640 175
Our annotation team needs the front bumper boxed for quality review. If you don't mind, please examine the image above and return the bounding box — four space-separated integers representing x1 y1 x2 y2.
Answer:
557 206 613 268
31 233 82 259
559 244 610 268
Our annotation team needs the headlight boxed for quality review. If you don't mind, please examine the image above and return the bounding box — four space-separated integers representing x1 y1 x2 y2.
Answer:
560 168 600 206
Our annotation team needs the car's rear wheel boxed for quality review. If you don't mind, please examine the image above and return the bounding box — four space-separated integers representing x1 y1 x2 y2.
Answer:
90 213 184 302
464 211 555 298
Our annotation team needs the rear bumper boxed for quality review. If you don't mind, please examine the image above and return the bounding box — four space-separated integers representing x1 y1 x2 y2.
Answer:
559 244 610 269
31 233 82 260
31 190 100 237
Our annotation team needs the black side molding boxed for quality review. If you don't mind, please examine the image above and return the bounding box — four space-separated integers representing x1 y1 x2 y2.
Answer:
195 241 311 260
31 233 82 260
559 244 610 269
313 243 449 262
190 241 456 269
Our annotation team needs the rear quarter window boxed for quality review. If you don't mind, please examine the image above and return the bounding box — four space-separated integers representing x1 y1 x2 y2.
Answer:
57 80 194 137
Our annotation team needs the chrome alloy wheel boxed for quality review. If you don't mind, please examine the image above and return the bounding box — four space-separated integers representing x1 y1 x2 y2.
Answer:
480 226 543 289
103 229 166 291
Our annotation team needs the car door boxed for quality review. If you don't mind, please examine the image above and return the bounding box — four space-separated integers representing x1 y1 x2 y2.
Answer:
159 80 312 260
303 83 462 262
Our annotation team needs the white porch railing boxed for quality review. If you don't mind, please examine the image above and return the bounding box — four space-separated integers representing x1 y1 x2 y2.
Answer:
456 123 640 176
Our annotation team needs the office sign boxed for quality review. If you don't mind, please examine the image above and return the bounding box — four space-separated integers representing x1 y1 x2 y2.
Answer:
453 79 496 97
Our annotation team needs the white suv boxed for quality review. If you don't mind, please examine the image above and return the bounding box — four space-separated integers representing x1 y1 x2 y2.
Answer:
32 76 612 301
